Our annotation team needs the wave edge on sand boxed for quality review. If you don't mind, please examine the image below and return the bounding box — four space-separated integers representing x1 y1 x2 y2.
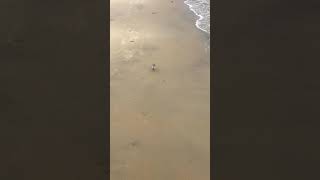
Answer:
184 0 210 34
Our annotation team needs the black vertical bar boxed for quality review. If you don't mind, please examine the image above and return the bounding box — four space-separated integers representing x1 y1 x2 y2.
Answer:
213 0 320 179
0 0 109 179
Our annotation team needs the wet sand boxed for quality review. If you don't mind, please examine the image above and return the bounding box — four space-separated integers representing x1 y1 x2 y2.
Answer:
110 0 210 179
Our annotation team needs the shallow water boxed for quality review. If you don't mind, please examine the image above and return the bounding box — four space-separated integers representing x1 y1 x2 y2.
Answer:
184 0 210 34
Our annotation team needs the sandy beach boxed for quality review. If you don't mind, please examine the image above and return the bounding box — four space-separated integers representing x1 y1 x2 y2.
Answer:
110 0 210 179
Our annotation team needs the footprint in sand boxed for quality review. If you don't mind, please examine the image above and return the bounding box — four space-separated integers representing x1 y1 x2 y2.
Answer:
140 112 151 123
129 140 140 148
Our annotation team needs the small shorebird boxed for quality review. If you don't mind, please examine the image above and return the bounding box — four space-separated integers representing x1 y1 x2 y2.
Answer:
151 64 156 71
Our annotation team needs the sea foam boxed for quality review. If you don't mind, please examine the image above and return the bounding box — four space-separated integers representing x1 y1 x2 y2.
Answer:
184 0 210 34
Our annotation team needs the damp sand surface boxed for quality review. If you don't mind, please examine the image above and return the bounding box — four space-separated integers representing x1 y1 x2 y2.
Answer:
110 0 210 179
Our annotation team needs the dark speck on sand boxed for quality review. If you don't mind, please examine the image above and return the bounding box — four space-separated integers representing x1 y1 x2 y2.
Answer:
129 140 140 147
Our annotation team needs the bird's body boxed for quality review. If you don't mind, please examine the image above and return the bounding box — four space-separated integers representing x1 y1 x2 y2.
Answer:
151 64 156 71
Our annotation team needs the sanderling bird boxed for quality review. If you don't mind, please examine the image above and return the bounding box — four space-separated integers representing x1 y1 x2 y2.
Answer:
151 64 156 71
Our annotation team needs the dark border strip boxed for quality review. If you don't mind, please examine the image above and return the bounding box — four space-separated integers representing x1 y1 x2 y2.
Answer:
0 0 109 179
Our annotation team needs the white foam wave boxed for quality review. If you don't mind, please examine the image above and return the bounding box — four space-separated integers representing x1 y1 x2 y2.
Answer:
184 0 210 34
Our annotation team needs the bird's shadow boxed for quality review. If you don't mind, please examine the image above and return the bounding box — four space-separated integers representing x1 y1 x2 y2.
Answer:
151 68 159 72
